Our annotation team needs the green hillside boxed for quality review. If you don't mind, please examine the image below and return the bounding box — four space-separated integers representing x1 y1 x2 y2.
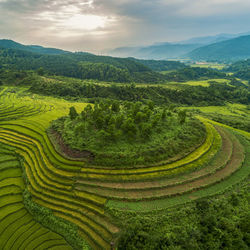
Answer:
0 39 68 55
0 47 166 83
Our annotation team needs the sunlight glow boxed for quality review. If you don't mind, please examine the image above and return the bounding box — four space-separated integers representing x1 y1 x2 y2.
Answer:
62 14 107 31
36 3 109 33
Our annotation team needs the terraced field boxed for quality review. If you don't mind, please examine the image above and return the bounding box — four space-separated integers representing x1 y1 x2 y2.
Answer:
0 142 72 250
0 86 249 249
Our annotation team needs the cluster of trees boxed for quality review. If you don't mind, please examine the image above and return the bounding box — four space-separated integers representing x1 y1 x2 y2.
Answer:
234 70 250 82
227 78 249 89
66 100 174 143
117 187 250 249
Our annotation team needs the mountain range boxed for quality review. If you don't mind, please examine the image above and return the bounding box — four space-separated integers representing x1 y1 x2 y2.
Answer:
2 31 250 65
0 39 188 83
108 32 250 61
108 43 200 60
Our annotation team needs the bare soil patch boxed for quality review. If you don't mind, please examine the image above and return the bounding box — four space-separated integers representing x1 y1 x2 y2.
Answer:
49 129 94 161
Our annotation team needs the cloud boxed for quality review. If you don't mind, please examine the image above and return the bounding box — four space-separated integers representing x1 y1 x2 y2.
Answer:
0 0 250 52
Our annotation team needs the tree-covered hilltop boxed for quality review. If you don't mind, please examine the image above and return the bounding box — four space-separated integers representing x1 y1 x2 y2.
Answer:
50 100 205 166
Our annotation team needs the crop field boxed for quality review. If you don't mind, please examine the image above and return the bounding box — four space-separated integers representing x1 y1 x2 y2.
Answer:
190 63 226 70
182 78 230 87
0 86 249 249
166 78 230 87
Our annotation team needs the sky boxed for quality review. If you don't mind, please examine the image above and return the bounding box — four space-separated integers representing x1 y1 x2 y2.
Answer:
0 0 250 53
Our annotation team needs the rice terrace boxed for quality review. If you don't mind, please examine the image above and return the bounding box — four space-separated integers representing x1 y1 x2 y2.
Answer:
0 79 249 249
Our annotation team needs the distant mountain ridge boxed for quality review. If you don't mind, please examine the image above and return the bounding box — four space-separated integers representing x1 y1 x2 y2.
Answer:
187 35 250 61
179 33 238 45
108 43 201 60
108 31 250 60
